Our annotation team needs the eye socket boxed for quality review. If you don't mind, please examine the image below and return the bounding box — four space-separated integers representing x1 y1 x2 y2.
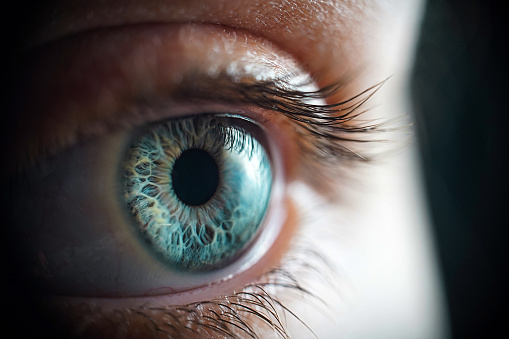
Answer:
122 114 272 272
8 22 307 304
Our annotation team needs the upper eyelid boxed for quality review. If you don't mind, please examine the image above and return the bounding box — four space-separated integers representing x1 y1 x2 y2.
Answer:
9 23 306 172
10 69 383 162
10 68 383 179
10 22 388 193
10 72 388 200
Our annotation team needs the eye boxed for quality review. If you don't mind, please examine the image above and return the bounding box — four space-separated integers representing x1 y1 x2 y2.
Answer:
123 115 272 273
12 109 292 299
9 23 307 302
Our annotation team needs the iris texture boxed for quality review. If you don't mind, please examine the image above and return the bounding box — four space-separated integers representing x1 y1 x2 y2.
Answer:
122 116 272 271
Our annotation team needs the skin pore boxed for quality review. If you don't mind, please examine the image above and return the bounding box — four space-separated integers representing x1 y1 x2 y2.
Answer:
6 0 449 338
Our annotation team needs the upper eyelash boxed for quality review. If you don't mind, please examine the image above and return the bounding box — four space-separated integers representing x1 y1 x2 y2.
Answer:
168 73 393 193
9 68 387 178
172 74 390 161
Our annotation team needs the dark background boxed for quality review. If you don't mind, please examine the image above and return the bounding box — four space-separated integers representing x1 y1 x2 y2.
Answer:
411 0 508 337
2 0 507 338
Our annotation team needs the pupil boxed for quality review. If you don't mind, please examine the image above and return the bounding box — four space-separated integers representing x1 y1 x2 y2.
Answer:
171 148 219 206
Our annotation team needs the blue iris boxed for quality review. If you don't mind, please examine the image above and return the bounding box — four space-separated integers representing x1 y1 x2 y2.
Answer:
122 116 272 271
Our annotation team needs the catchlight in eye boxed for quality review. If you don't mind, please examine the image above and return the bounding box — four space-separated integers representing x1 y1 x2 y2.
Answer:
122 115 272 272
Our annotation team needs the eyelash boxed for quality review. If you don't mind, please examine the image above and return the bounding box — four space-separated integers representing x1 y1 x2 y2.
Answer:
169 73 391 193
37 78 386 338
172 74 389 157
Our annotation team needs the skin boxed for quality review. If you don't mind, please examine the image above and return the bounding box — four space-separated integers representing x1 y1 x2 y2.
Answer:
6 0 449 337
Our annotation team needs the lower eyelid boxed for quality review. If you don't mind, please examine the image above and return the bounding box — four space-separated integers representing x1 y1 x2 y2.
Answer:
36 199 299 339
